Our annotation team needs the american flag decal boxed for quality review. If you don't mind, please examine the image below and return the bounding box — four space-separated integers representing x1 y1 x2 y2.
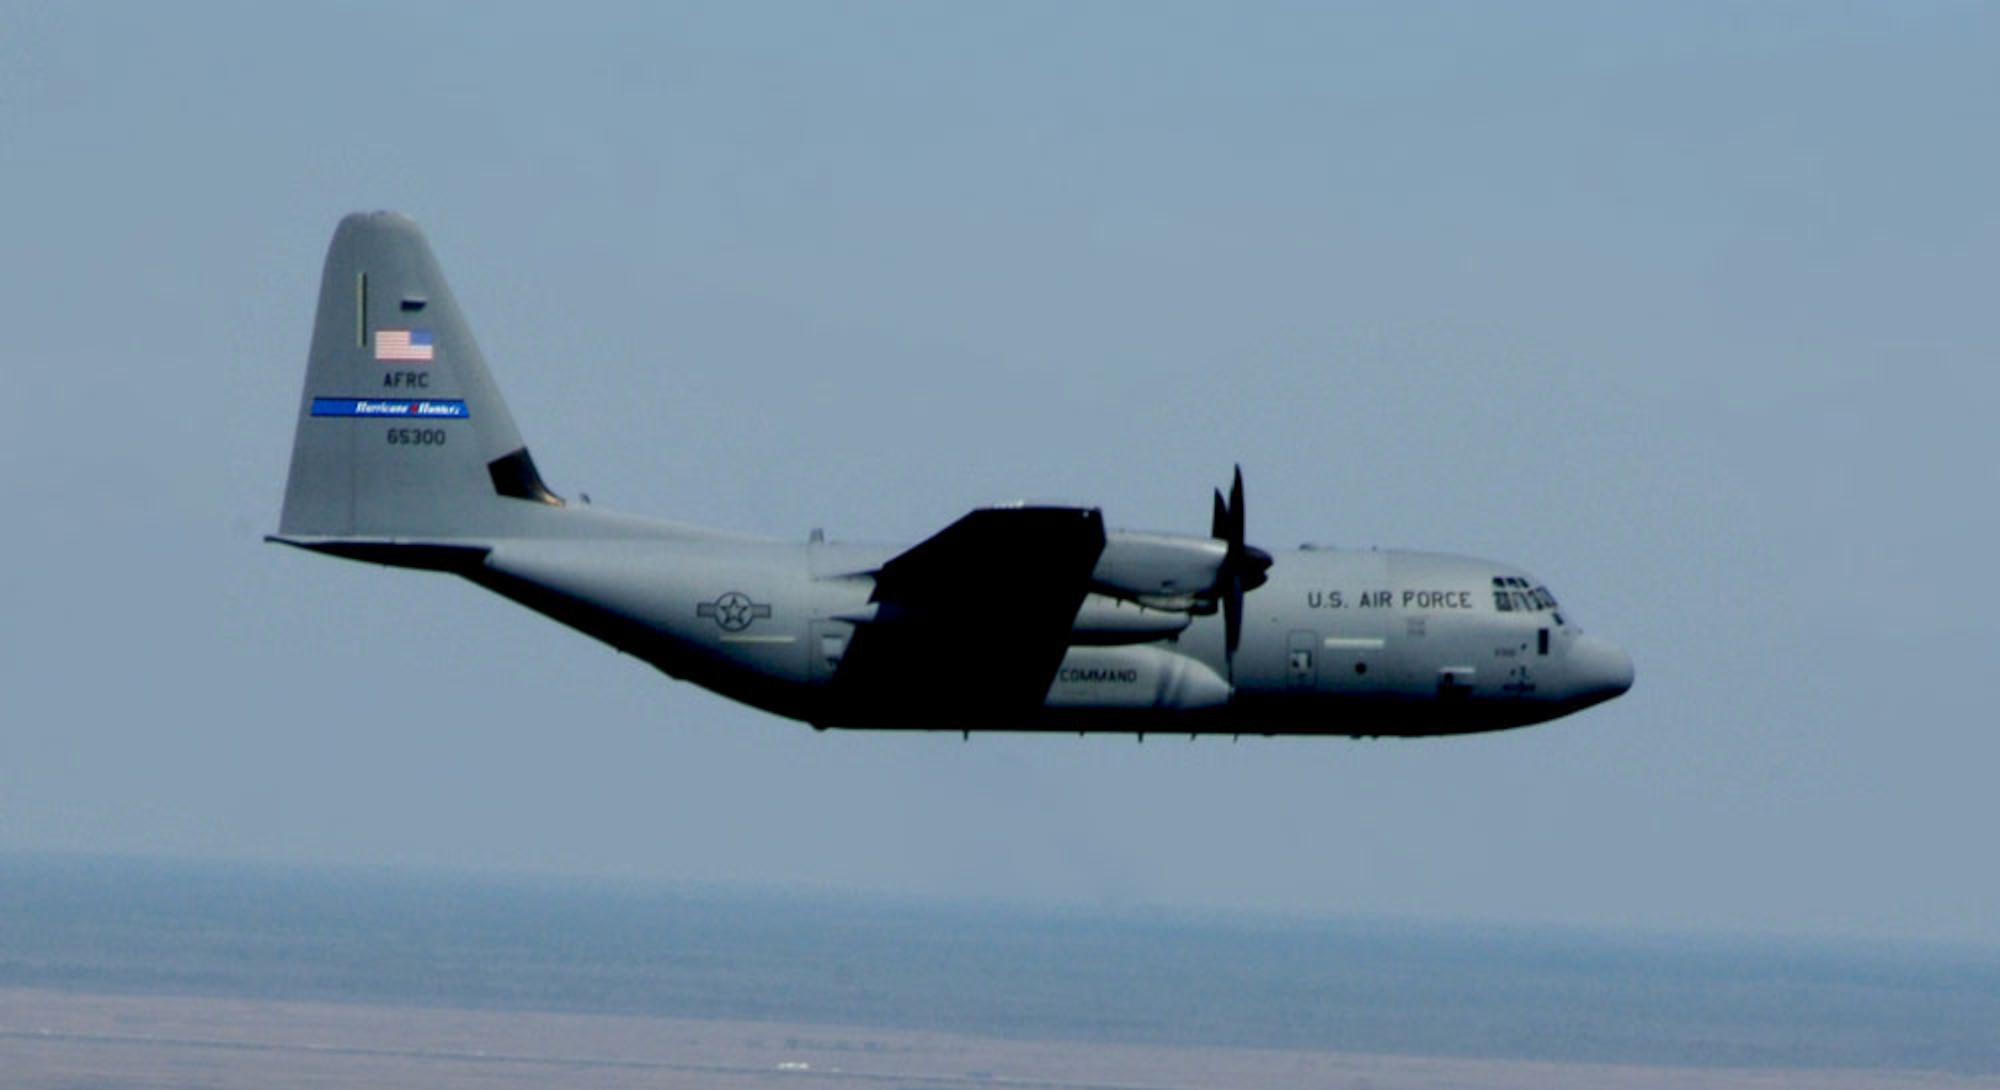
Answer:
375 329 435 362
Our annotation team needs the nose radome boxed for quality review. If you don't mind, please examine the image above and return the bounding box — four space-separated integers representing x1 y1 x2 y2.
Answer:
1567 634 1634 704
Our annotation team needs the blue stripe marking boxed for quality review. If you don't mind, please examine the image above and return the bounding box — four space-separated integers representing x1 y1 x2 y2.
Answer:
312 398 469 419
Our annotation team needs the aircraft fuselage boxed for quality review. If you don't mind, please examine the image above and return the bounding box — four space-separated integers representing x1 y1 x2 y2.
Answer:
456 524 1631 737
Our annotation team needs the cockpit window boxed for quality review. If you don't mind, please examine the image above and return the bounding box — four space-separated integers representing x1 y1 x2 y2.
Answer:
1493 576 1559 614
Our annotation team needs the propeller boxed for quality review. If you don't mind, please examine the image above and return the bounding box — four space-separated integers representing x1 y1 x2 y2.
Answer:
1210 465 1273 657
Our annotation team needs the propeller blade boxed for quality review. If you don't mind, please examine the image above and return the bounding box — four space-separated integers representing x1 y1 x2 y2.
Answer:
1224 571 1244 655
1213 464 1261 655
1228 466 1245 544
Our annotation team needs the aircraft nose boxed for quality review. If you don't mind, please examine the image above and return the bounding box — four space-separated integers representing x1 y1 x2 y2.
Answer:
1566 633 1634 707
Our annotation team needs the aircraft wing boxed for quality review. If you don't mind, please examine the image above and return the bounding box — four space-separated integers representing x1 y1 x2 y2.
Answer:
832 506 1107 717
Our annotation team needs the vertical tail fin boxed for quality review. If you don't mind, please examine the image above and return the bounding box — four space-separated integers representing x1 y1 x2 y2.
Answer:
276 212 561 542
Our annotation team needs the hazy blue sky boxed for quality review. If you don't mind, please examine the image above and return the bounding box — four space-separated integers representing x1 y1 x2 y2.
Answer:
3 3 1996 946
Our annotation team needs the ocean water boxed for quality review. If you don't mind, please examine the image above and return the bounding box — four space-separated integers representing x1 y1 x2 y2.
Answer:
0 854 1994 1073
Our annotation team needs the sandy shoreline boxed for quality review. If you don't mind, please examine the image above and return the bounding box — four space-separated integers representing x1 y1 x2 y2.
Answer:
0 986 1993 1090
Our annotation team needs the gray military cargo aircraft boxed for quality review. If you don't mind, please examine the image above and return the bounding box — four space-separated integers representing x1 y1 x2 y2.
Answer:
272 212 1632 737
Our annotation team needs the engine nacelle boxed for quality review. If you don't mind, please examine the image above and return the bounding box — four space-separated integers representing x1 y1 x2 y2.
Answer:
1090 530 1227 610
1069 593 1193 645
